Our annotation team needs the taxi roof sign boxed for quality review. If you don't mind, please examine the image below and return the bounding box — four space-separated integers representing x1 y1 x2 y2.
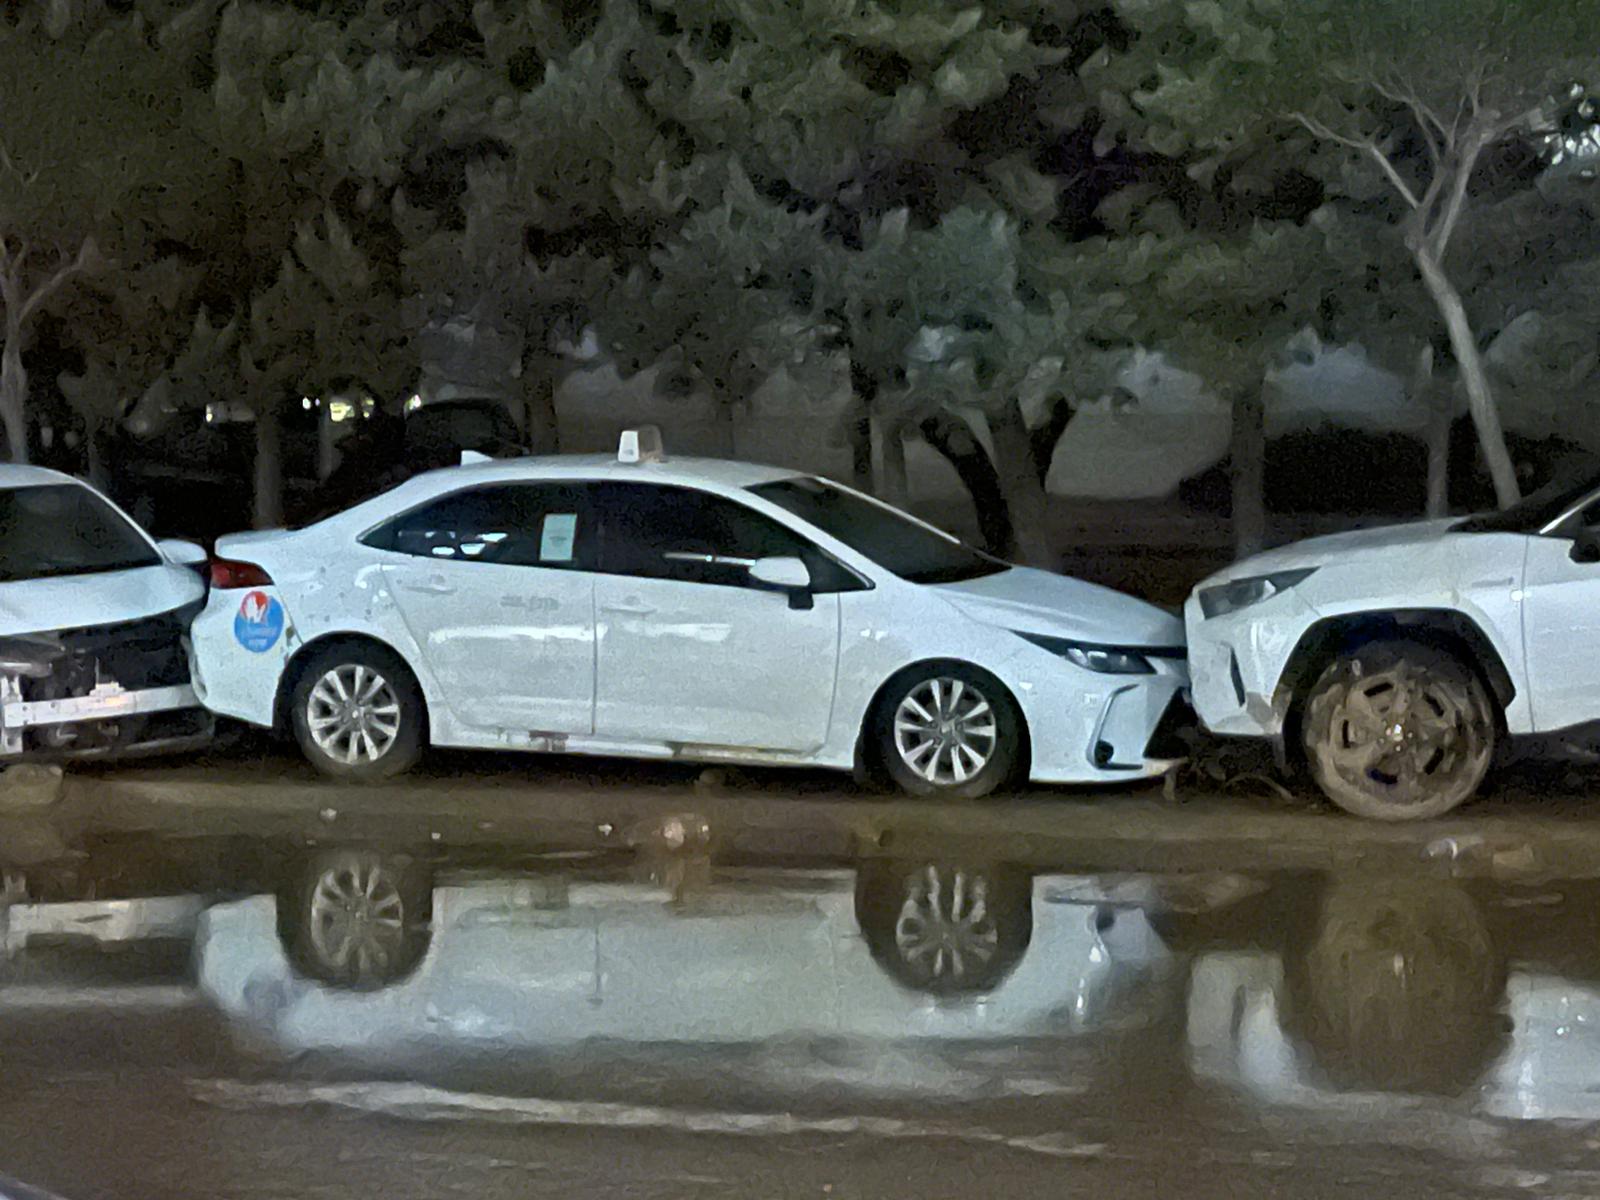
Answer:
617 426 665 464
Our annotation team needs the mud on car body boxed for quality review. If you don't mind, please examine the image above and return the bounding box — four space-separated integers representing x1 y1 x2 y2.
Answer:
0 465 212 758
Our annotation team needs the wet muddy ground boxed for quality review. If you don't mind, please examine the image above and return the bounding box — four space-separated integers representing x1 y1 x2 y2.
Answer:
5 745 1600 1198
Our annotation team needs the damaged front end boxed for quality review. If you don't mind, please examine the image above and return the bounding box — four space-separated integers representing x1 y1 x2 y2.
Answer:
0 603 212 759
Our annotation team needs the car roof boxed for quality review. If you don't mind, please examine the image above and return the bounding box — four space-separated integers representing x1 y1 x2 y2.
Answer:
415 453 808 492
0 464 79 490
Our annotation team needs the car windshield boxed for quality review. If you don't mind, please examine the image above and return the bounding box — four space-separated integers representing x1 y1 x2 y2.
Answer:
749 476 1007 584
0 483 160 583
1450 463 1600 534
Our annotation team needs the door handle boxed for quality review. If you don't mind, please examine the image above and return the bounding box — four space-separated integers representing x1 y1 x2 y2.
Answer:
601 601 656 616
399 577 456 596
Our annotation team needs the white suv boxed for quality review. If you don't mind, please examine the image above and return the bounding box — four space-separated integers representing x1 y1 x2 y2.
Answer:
1185 466 1600 819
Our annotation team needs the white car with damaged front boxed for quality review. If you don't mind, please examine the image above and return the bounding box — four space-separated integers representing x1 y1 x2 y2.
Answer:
188 433 1189 798
1185 466 1600 819
0 465 211 758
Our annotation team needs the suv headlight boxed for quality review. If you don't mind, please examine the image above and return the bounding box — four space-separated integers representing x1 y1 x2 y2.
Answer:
1014 631 1155 675
1197 568 1318 619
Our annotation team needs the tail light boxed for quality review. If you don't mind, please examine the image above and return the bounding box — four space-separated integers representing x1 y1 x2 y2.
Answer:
209 558 274 589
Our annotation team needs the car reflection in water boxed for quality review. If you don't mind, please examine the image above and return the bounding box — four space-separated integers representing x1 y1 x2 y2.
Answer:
1179 870 1600 1122
196 849 1179 1071
19 823 1600 1131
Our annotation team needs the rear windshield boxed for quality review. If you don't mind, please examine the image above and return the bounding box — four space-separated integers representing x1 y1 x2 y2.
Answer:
0 483 160 583
749 477 1006 584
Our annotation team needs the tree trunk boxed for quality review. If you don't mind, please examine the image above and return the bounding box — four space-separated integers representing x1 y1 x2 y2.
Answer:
316 400 336 481
878 418 909 508
989 398 1057 569
526 375 560 455
847 407 872 491
847 363 878 493
1029 396 1076 487
1230 385 1266 559
1413 345 1450 519
0 321 28 464
253 403 283 529
919 410 1015 557
1415 248 1519 507
85 420 109 492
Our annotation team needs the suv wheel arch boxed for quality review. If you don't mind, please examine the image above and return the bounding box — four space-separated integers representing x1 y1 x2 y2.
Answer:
1276 610 1512 769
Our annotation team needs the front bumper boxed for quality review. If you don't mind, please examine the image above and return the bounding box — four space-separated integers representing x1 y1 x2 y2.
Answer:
0 603 212 758
1183 591 1315 739
1022 657 1193 784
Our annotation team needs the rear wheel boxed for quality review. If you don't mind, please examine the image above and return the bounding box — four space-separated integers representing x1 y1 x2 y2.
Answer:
277 849 432 990
875 664 1021 800
290 642 424 781
1300 639 1495 821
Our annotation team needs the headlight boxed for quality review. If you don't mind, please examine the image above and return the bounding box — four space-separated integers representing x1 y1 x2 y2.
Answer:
1014 631 1155 674
1197 568 1318 619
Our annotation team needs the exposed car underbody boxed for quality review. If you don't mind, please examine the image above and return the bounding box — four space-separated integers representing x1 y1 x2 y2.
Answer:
0 602 211 758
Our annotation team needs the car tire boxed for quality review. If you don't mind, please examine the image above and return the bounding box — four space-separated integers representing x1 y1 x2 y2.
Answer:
1300 639 1496 821
277 848 433 990
290 642 424 782
854 860 1032 996
875 663 1022 800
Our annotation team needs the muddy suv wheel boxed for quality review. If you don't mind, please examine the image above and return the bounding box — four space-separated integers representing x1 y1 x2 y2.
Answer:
1300 639 1495 821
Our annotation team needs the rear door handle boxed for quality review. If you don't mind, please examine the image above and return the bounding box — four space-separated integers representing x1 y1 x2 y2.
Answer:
398 577 456 596
601 601 656 616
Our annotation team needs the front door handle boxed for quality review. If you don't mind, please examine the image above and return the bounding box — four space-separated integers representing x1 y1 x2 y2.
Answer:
601 601 656 616
398 576 456 596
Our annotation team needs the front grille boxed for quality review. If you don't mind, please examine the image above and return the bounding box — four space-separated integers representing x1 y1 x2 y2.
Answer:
1144 692 1198 760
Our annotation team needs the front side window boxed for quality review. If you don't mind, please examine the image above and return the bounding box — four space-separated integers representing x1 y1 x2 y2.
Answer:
363 484 594 570
0 483 159 583
595 482 859 591
749 477 1005 584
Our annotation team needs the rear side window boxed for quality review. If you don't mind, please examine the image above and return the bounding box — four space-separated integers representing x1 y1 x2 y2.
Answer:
0 483 159 583
594 481 863 591
362 484 595 570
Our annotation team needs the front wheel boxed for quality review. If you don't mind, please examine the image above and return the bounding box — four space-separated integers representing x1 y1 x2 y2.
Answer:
290 643 424 782
855 861 1032 996
1300 640 1495 821
875 664 1021 800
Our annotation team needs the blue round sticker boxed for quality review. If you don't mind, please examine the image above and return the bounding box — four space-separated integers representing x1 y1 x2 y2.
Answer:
234 590 285 654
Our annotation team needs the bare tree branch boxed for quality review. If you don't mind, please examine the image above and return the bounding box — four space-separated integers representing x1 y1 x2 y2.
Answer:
1413 163 1449 240
1290 112 1424 209
0 141 40 189
17 238 97 325
1427 133 1488 258
1466 61 1484 122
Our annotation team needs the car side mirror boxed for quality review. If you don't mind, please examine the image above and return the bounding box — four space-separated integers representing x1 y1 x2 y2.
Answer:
158 538 209 569
748 556 813 609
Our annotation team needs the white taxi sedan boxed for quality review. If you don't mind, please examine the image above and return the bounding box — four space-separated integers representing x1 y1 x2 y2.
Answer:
189 432 1188 797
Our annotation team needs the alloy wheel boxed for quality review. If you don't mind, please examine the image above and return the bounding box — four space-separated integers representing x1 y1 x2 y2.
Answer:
306 664 402 766
1318 660 1485 809
892 677 998 787
306 857 408 985
892 864 1001 987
